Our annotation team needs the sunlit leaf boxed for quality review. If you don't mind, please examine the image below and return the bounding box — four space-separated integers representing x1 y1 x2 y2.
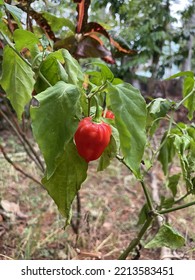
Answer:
61 49 84 86
145 224 185 249
107 82 147 178
0 46 34 120
4 3 23 28
13 29 39 51
34 55 68 93
42 12 75 32
91 62 114 83
167 71 194 80
183 76 195 120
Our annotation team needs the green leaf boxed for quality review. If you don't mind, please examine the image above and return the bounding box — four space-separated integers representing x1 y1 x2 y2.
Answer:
145 224 185 249
42 143 88 219
167 173 180 197
30 81 81 179
47 50 65 63
0 21 11 38
179 153 193 192
4 3 23 29
0 46 34 120
13 29 39 53
160 196 175 209
34 55 68 93
148 98 173 118
87 71 102 86
147 98 174 136
91 62 114 83
183 76 195 120
158 134 176 175
167 71 194 80
61 49 84 86
87 63 116 86
39 34 51 49
97 126 120 171
112 78 123 85
42 12 75 32
172 131 194 192
107 82 147 178
173 134 191 154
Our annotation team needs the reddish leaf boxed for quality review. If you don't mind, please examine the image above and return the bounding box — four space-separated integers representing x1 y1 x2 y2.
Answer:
102 56 115 64
29 10 56 41
110 37 137 56
75 35 115 63
54 35 77 52
74 0 91 33
84 22 110 39
0 40 4 49
87 33 104 45
83 22 136 57
16 2 56 41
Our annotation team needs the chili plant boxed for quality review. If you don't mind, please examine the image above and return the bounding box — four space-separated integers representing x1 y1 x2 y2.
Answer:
0 1 195 260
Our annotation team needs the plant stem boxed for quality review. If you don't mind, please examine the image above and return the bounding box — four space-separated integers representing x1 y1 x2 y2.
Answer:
87 97 91 117
87 83 107 100
118 217 153 260
176 88 195 109
93 95 101 121
174 191 191 204
116 156 154 212
116 155 133 172
159 200 195 215
165 115 184 132
140 180 154 212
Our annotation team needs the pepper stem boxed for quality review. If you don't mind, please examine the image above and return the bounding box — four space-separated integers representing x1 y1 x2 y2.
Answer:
93 95 101 122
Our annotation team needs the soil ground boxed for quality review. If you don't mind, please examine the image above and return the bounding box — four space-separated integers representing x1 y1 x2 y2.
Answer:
0 126 195 260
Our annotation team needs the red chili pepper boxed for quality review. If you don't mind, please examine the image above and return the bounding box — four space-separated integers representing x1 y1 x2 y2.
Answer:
102 110 115 119
74 117 112 162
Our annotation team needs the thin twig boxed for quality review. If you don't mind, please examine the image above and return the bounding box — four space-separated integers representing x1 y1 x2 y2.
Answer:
159 200 195 215
150 170 172 260
176 88 195 109
0 106 44 172
174 191 191 204
140 179 154 212
0 144 42 187
87 83 107 100
0 254 14 260
10 114 45 172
